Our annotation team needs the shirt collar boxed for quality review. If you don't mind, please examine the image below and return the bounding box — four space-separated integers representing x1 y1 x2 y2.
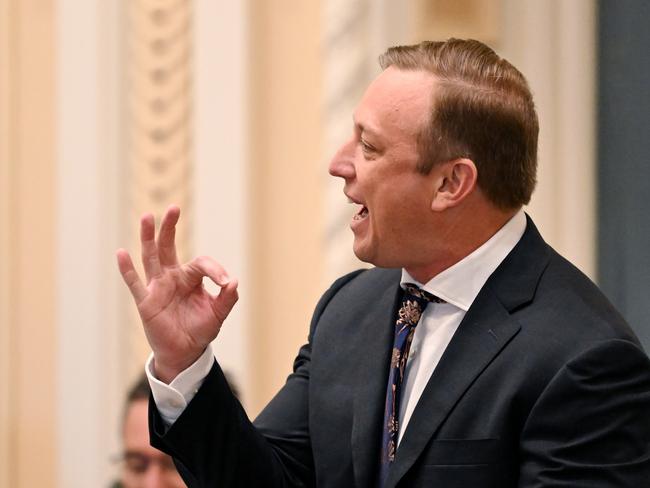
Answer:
400 210 527 311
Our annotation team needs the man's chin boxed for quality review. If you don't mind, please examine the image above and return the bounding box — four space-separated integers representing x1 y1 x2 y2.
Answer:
353 241 409 269
352 240 389 268
352 241 374 265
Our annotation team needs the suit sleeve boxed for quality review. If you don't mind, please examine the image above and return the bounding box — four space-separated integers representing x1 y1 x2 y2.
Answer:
148 270 364 488
518 339 650 487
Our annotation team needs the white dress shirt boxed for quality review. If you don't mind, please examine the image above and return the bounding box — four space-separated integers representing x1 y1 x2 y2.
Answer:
147 210 527 434
396 210 526 444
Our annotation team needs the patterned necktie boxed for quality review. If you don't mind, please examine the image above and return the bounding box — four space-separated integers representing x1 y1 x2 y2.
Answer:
378 284 441 487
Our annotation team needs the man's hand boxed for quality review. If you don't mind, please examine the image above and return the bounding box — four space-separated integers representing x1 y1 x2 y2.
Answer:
116 205 239 383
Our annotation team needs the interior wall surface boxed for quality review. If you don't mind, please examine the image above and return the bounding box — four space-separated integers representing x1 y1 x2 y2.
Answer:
248 0 324 416
57 0 125 486
500 0 596 279
193 0 251 412
598 0 650 350
0 0 57 486
0 3 12 486
0 1 606 487
58 1 253 486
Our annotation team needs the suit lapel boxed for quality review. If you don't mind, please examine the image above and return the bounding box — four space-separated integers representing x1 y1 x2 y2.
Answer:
351 277 402 488
385 215 551 488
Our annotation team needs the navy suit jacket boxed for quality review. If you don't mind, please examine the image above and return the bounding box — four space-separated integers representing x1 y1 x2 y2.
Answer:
150 217 650 487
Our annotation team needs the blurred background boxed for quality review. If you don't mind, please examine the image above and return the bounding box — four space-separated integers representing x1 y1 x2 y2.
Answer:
1 0 648 486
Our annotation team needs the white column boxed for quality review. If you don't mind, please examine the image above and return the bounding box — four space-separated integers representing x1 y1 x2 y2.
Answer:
323 0 370 283
554 0 596 277
501 0 596 279
322 0 418 284
56 0 124 486
193 0 251 407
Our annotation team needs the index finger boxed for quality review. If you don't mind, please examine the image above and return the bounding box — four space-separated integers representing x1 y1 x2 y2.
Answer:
116 248 147 303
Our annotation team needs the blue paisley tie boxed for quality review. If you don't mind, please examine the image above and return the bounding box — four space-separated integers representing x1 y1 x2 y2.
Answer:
378 284 441 487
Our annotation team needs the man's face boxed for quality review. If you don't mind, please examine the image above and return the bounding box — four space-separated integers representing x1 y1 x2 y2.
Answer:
121 399 186 488
329 67 440 268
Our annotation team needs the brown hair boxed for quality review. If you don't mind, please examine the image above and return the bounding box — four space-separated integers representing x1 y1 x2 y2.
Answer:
379 39 538 209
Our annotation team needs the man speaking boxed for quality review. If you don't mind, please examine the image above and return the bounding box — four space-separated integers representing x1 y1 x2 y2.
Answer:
117 39 650 487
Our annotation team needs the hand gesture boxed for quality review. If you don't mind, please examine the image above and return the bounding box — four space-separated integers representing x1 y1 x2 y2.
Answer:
116 205 238 383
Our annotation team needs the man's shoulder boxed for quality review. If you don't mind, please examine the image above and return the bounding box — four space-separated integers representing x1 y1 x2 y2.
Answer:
536 249 636 340
319 267 400 305
309 267 401 329
496 215 637 344
483 216 643 363
507 245 644 373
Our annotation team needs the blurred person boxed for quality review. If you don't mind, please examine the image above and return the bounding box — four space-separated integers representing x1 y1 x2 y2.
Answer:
118 39 650 487
114 373 240 488
116 374 186 488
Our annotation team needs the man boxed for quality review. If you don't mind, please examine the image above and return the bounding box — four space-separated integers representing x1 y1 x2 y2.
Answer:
117 39 650 487
117 374 187 488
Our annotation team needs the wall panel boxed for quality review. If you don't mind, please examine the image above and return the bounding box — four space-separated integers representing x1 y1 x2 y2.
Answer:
0 0 57 486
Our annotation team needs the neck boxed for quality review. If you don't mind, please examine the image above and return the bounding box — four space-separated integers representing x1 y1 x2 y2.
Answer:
405 205 519 284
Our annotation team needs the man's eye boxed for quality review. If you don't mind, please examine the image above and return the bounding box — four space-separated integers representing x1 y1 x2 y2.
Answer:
360 140 374 152
124 453 149 473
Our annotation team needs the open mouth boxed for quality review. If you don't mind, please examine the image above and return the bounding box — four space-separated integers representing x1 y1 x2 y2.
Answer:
353 205 369 221
347 194 369 222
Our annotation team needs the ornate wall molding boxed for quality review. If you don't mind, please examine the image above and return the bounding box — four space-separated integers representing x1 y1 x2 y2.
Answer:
322 0 375 283
125 0 195 371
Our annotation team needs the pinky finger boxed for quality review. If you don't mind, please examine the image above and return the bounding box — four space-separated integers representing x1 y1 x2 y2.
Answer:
116 249 148 304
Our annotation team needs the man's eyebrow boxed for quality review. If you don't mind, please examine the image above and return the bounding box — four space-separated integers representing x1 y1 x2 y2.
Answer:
353 116 380 138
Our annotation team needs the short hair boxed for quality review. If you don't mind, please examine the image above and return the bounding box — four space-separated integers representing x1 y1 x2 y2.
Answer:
126 373 151 404
121 373 150 429
379 39 538 209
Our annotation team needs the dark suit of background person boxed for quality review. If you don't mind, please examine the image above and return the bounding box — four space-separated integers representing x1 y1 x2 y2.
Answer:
116 39 650 488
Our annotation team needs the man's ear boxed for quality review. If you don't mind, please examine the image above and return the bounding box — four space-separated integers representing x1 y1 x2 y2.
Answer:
431 158 478 211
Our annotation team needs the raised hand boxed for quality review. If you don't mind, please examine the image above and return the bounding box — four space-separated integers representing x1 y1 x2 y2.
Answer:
116 205 238 383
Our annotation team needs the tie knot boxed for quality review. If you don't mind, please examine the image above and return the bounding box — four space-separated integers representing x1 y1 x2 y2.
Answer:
402 283 443 305
398 284 442 328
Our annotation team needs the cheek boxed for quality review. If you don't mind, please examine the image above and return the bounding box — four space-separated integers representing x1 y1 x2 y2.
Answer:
381 193 430 236
369 196 409 239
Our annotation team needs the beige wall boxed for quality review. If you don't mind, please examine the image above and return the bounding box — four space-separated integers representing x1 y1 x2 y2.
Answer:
190 0 253 411
501 0 597 278
0 0 598 485
248 0 325 415
0 2 11 484
56 1 126 486
0 0 57 486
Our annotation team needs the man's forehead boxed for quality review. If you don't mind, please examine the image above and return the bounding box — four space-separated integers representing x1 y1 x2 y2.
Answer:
353 67 436 136
352 116 380 137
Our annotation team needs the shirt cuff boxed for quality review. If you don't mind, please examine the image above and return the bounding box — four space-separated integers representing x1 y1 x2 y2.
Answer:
145 346 215 427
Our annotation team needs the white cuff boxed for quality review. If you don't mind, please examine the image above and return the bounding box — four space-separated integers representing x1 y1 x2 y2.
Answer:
145 346 215 427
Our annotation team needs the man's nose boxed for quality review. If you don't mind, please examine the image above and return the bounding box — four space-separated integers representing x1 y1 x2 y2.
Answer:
328 138 356 179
